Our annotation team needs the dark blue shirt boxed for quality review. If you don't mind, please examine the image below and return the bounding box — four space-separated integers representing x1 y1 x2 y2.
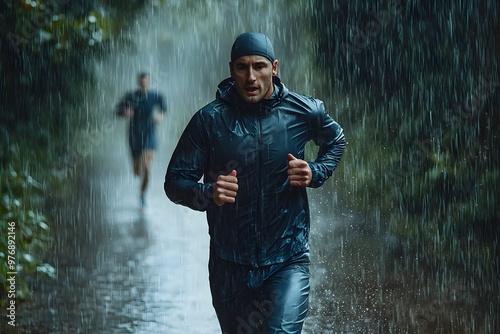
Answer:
117 90 167 158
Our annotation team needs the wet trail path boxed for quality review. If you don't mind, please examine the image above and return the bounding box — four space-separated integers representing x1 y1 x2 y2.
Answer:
18 128 221 333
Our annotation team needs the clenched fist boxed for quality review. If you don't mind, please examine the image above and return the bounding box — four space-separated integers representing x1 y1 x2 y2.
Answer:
287 153 312 187
213 170 239 206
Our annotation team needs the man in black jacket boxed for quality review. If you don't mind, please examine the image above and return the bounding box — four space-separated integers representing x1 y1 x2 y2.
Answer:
165 32 345 333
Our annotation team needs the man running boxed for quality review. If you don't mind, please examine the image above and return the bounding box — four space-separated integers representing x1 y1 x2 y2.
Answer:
116 72 167 209
165 32 345 333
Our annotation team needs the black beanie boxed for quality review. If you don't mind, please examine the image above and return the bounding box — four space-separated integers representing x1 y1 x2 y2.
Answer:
230 32 275 64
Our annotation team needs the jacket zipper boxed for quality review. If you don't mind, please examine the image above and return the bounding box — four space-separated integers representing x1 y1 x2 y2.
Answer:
255 105 264 267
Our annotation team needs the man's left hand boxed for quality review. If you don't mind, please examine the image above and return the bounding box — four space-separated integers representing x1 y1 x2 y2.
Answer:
287 153 312 187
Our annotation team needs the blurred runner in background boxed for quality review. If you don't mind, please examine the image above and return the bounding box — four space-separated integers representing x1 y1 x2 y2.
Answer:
116 72 167 209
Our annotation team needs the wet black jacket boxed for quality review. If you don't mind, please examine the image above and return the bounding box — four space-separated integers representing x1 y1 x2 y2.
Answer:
165 77 345 267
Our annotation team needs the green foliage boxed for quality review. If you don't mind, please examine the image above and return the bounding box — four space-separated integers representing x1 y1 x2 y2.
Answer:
0 0 138 132
315 1 499 282
0 0 149 307
0 144 55 306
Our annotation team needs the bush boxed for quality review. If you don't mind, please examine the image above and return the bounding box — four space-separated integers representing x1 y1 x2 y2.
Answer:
0 143 56 306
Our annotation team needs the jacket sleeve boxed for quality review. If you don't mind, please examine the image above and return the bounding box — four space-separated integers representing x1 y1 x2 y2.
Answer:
164 111 214 211
157 92 167 113
308 100 346 188
115 92 133 116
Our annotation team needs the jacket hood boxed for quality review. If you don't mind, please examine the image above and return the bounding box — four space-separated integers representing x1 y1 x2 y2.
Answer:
216 76 289 111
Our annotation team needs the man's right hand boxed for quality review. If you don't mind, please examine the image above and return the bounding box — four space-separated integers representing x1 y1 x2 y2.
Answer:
213 170 238 206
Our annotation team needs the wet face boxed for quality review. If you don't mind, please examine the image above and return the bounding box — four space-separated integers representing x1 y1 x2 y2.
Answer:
230 55 278 104
138 75 150 91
